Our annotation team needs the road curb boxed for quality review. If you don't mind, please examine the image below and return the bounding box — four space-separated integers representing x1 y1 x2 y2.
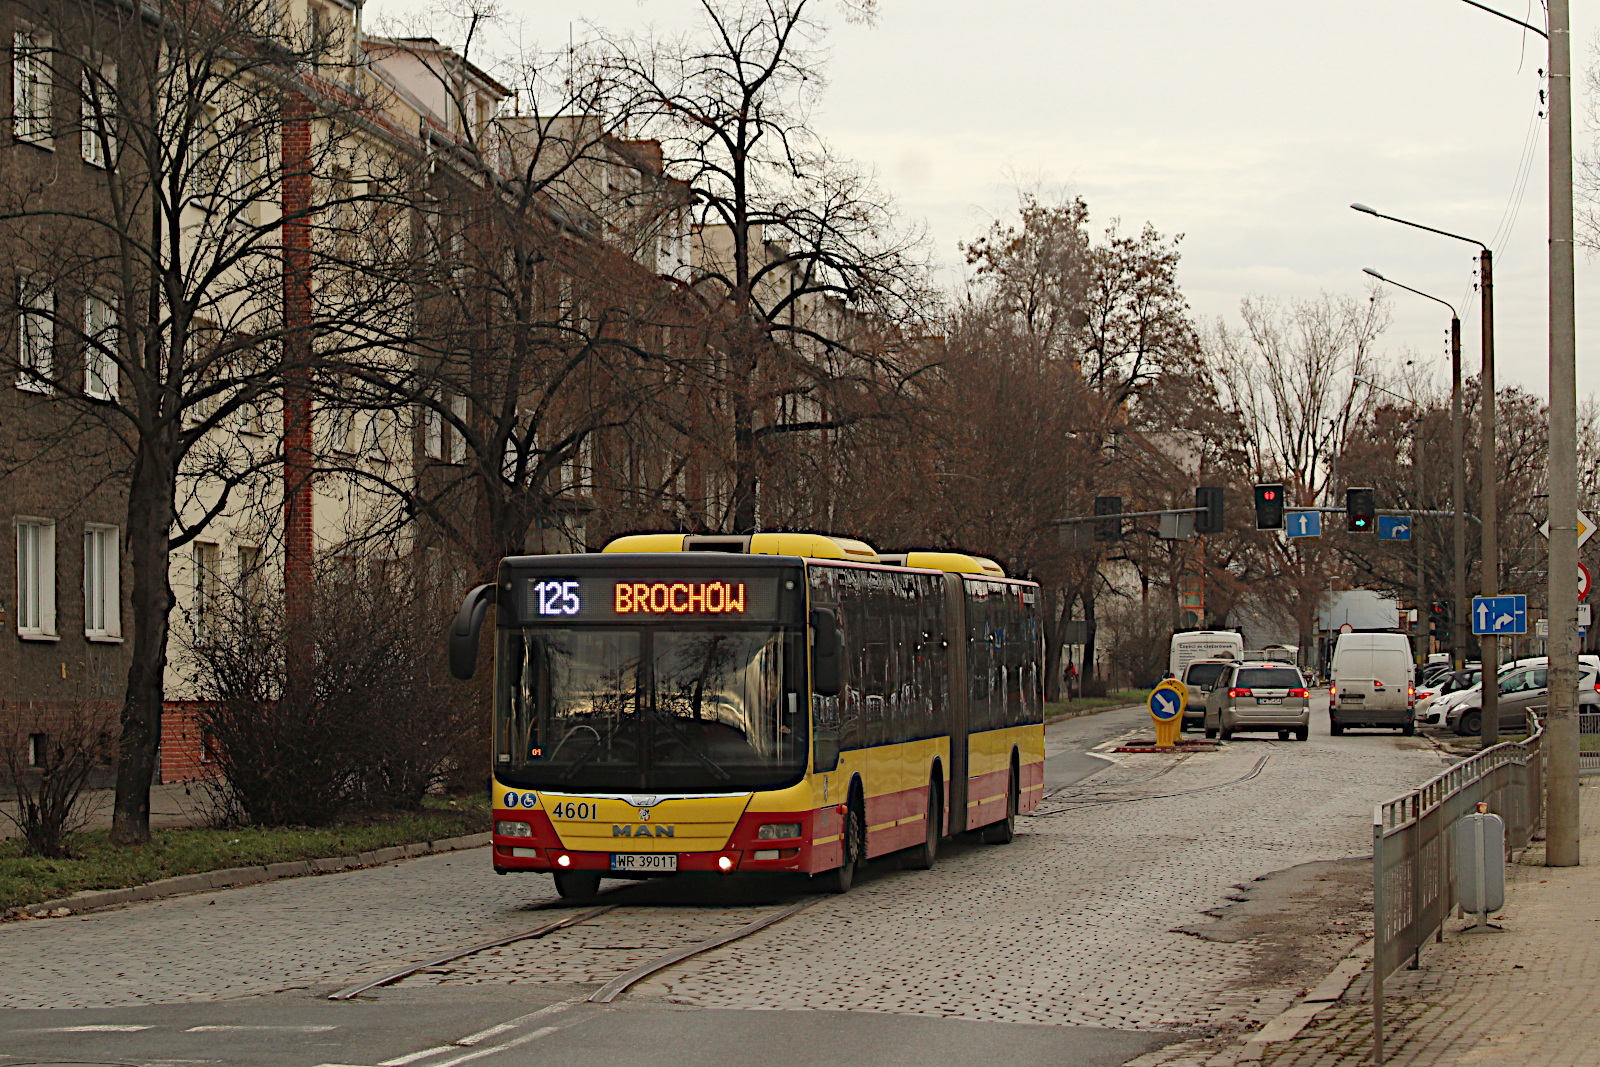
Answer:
1047 701 1145 725
1234 938 1373 1062
6 832 491 921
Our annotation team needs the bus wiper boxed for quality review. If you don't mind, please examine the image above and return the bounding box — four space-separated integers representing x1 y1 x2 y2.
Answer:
650 711 734 782
557 736 605 782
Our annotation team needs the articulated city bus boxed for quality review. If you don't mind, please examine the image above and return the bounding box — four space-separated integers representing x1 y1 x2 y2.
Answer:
449 532 1045 898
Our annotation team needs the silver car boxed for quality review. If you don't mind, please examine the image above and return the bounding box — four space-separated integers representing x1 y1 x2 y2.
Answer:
1205 662 1311 742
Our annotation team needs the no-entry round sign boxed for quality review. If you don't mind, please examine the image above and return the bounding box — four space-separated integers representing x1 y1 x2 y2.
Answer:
1581 562 1591 602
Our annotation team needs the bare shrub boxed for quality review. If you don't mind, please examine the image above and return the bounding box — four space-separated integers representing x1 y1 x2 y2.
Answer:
0 700 117 857
189 565 471 826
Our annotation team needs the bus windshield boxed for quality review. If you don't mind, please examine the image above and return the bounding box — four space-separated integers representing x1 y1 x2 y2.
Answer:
496 627 808 793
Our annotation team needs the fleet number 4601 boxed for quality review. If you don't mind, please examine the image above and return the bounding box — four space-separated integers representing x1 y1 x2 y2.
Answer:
550 801 596 820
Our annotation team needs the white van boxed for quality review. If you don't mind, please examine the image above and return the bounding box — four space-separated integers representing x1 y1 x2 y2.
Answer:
1330 632 1416 735
1169 631 1244 680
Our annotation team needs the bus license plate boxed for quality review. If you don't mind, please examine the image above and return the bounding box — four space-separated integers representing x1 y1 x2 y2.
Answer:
1258 697 1282 704
611 853 678 872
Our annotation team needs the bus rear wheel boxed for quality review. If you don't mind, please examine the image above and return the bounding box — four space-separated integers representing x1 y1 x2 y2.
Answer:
901 777 942 870
552 870 601 901
981 765 1018 844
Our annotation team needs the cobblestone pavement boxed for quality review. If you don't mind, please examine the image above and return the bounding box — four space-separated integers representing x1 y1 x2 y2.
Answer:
1244 780 1600 1067
627 711 1443 1030
0 703 1446 1054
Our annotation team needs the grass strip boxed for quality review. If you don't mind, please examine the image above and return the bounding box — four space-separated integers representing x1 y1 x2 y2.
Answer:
1045 690 1147 723
0 794 489 912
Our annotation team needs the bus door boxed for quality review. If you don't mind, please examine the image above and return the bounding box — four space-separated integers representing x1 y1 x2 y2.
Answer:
942 572 970 833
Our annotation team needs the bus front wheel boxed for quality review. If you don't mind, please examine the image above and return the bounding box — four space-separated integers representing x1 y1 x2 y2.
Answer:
814 798 863 893
552 870 601 901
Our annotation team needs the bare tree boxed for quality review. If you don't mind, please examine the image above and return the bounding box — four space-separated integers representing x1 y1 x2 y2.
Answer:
601 0 931 532
0 0 413 843
1206 290 1390 651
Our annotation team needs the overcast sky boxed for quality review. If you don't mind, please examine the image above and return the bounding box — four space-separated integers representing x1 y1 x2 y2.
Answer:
372 0 1600 400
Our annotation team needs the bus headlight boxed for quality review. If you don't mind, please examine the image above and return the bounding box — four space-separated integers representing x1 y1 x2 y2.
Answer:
717 855 734 872
495 820 533 838
757 823 802 840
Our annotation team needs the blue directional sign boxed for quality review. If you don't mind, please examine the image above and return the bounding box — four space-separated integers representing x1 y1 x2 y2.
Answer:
1148 685 1183 722
1286 511 1322 539
1472 594 1528 636
1377 515 1412 541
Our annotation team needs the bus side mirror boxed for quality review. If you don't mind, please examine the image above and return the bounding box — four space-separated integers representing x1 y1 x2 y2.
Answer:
811 608 843 696
449 584 498 680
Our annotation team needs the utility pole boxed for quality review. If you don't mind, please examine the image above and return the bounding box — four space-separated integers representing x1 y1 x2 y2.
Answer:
1546 0 1580 867
1479 248 1498 748
1451 315 1466 671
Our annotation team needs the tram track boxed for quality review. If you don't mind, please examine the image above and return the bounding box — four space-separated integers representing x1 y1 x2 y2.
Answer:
330 881 823 1004
1026 753 1273 818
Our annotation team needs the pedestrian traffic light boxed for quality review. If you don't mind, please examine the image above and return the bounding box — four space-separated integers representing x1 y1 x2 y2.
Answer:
1195 486 1225 535
1093 496 1123 541
1253 483 1285 531
1346 486 1376 533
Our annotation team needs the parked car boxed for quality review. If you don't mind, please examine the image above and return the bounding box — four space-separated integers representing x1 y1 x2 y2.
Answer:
1204 662 1311 741
1180 658 1234 731
1329 632 1416 735
1415 667 1482 726
1446 664 1600 736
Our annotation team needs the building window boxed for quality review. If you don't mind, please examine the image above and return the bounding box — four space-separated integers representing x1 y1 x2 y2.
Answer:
83 292 117 400
15 517 56 639
449 394 469 464
83 523 120 639
17 276 53 393
26 732 46 768
236 545 262 613
424 395 444 460
12 27 50 145
80 61 114 167
193 541 220 639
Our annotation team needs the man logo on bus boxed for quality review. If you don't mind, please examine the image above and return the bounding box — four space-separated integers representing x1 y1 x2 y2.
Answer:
613 824 674 838
614 581 746 615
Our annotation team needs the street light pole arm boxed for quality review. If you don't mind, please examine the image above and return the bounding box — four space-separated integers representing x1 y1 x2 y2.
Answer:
1350 204 1488 250
1456 0 1548 38
1365 272 1459 318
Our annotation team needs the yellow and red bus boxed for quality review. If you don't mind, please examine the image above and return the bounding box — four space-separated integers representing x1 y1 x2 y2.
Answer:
449 532 1045 897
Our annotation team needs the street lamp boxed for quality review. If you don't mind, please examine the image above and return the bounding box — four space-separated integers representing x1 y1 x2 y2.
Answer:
1362 268 1467 676
1352 204 1499 748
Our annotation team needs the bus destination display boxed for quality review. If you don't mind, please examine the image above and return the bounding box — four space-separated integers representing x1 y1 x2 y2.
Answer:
519 574 784 623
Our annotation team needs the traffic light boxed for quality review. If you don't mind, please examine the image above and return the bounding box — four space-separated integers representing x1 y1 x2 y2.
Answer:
1429 600 1452 643
1093 496 1123 541
1346 486 1376 533
1195 486 1225 535
1253 483 1285 531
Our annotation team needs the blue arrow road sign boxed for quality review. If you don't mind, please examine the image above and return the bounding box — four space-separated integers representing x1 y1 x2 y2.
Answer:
1472 594 1528 635
1286 511 1322 539
1377 515 1412 541
1149 686 1182 722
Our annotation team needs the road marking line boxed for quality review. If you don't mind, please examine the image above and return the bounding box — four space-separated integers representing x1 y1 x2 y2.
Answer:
185 1025 338 1032
423 1025 563 1067
451 1021 516 1046
379 1046 456 1066
32 1024 155 1032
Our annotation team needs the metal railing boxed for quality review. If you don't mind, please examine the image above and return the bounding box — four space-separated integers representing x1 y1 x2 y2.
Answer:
1581 712 1600 776
1371 714 1544 1063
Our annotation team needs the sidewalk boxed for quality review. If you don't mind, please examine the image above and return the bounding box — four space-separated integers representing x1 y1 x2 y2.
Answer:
1 781 210 840
1258 779 1600 1066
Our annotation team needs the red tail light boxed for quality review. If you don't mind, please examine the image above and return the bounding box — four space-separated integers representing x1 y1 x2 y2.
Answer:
1288 688 1309 698
1229 688 1252 698
1373 680 1385 690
